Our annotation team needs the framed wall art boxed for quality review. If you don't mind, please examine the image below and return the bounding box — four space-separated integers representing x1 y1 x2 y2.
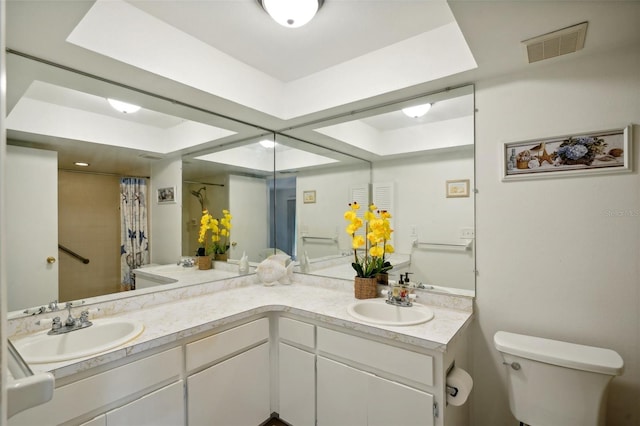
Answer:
503 125 632 181
446 179 470 198
303 190 316 204
157 186 176 204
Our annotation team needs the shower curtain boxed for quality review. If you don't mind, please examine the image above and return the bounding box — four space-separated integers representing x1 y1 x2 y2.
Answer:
120 177 150 288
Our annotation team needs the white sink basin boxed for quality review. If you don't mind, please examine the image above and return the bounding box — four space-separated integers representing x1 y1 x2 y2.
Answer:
347 299 434 326
12 318 144 364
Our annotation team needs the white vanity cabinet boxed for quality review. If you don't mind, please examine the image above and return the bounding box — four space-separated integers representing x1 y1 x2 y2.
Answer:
186 318 271 426
8 347 184 426
278 317 316 426
79 381 185 426
316 327 436 426
317 356 434 426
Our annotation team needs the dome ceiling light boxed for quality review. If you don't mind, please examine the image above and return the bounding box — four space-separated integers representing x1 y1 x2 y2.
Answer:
259 139 277 148
402 103 432 118
107 98 141 114
258 0 324 28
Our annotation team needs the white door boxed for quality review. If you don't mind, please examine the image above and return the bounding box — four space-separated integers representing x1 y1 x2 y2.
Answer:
317 356 368 426
187 342 270 426
6 145 58 311
279 343 315 426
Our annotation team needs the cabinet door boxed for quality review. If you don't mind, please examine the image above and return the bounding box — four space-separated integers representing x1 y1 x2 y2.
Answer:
318 356 435 426
368 375 434 426
317 357 367 426
279 343 315 426
188 342 270 426
106 381 184 426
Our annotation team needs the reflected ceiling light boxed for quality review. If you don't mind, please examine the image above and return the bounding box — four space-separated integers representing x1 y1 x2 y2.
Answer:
259 0 323 28
107 98 141 114
74 162 90 167
402 103 432 118
259 139 277 148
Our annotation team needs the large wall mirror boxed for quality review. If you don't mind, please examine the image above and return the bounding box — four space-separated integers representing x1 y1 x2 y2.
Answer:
285 85 476 296
4 50 475 317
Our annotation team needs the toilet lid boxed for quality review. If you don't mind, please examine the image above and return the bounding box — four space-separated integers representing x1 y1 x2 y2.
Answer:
494 331 624 375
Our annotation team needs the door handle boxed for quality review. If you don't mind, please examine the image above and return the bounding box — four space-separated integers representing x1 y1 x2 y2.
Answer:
46 256 56 264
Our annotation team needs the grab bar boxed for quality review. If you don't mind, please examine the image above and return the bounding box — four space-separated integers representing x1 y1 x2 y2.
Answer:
58 244 90 264
302 235 338 243
412 239 473 250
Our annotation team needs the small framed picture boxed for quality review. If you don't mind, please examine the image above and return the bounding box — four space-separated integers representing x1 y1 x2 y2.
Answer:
157 186 176 204
446 179 470 198
303 190 316 204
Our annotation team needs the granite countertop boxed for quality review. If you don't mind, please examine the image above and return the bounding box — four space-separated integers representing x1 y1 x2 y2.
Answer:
9 271 473 381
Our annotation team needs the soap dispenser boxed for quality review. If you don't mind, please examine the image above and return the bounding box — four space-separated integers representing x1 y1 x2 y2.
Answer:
403 272 413 287
239 251 249 275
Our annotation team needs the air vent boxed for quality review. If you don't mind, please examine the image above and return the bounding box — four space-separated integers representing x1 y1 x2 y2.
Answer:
522 22 588 64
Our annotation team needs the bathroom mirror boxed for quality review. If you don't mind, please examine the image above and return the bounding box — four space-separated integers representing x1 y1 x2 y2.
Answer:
285 85 476 296
4 52 475 316
4 51 266 313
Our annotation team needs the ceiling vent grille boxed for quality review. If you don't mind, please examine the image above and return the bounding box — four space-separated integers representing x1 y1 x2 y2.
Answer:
522 22 588 64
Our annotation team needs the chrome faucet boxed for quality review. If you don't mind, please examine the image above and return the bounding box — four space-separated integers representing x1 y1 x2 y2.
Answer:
47 302 93 335
382 284 416 307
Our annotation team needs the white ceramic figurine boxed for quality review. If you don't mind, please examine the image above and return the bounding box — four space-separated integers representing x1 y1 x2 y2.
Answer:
256 254 294 286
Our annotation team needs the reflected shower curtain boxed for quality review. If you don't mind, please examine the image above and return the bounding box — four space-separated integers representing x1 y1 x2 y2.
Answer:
120 178 150 288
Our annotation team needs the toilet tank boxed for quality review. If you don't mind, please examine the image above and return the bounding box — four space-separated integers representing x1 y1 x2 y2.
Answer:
494 331 624 426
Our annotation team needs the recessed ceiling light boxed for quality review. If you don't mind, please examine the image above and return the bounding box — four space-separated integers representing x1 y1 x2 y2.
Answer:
259 140 277 148
402 103 432 118
107 98 141 114
74 162 90 167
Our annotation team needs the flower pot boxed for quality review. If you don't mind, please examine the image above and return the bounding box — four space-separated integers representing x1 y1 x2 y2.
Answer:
198 255 212 270
214 253 228 262
354 276 377 299
376 272 389 286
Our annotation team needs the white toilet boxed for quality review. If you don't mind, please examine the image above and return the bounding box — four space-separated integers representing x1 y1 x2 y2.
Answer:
494 331 624 426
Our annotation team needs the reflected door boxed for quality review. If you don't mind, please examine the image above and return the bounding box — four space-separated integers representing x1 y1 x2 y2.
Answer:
6 145 58 311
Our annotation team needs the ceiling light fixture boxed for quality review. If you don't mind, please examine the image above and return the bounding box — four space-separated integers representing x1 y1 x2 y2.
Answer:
74 162 90 167
259 139 277 148
259 0 324 28
107 98 141 114
402 103 432 118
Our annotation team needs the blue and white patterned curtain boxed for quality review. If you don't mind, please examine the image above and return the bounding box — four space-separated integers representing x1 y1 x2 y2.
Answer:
120 178 149 287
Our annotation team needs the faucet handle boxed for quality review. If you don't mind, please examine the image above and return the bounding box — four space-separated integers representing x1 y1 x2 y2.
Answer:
51 317 62 330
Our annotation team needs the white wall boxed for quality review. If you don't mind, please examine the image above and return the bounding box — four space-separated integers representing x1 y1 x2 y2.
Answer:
150 157 182 265
229 174 269 262
296 165 370 259
473 47 640 425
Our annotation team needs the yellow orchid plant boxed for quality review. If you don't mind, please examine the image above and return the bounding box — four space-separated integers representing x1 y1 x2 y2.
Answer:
344 202 394 278
197 209 232 256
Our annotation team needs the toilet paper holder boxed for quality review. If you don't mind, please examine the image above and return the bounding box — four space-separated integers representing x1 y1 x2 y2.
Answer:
446 384 459 397
445 363 459 397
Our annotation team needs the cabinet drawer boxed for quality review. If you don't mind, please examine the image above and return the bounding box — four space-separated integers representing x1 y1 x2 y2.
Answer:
279 317 314 349
317 327 433 387
186 318 269 372
9 347 182 426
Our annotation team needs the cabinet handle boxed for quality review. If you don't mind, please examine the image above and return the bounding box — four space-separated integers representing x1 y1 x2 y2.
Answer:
46 256 56 264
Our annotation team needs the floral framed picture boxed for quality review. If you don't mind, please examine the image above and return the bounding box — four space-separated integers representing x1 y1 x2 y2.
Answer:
157 186 176 204
503 125 632 181
446 179 470 198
